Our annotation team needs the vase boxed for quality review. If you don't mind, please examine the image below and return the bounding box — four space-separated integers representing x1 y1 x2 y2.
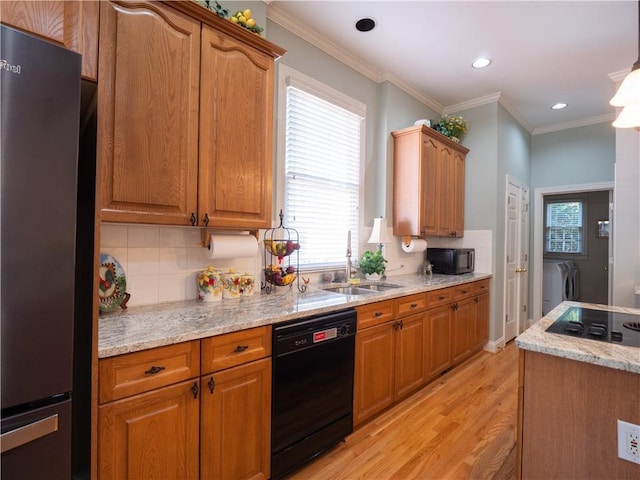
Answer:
365 273 381 281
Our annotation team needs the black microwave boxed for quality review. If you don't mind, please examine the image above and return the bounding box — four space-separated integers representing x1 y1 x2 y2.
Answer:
426 248 475 274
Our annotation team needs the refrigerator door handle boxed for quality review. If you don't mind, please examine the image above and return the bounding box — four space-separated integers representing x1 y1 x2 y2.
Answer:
1 414 58 453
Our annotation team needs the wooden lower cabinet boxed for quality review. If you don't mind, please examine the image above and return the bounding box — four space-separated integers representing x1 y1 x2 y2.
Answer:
451 297 473 364
200 358 271 480
471 293 489 351
394 313 428 399
427 305 452 378
98 380 200 480
354 307 428 426
354 322 395 426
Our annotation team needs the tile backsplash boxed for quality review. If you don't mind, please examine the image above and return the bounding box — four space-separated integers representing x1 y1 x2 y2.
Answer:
100 224 259 307
100 223 493 308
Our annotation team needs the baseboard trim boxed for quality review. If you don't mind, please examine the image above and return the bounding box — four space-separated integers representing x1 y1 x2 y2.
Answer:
484 337 506 353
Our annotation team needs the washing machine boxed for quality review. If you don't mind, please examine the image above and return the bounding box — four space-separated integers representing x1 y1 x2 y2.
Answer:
542 260 574 315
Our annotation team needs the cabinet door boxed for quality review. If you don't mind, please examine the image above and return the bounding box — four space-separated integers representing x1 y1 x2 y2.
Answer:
450 150 466 237
201 358 271 480
451 297 473 365
420 137 439 236
354 322 395 426
98 0 200 225
436 145 456 237
98 380 200 480
472 293 489 351
0 1 98 80
427 305 452 378
199 25 274 229
394 313 427 399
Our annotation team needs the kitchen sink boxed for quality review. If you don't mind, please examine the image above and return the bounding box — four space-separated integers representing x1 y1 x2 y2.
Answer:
322 283 402 295
358 283 402 291
322 286 377 295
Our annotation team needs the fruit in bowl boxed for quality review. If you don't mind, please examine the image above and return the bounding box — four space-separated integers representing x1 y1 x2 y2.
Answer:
265 264 296 286
264 239 300 258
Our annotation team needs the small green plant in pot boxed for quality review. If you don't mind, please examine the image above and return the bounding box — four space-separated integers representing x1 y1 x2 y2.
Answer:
360 250 387 278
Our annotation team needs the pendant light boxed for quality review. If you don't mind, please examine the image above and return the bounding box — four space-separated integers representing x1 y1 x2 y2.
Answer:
611 0 640 128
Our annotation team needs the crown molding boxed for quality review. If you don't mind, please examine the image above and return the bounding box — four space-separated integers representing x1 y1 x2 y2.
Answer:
532 113 615 135
266 5 380 83
443 92 502 115
380 71 443 113
498 95 533 134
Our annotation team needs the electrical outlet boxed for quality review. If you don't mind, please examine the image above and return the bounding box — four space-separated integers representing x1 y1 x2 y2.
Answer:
617 420 640 464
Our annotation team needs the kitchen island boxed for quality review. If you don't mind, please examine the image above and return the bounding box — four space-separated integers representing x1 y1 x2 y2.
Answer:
98 272 491 358
515 301 640 480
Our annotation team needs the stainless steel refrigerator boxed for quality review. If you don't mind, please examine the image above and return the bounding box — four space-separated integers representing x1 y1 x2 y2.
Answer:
1 24 86 478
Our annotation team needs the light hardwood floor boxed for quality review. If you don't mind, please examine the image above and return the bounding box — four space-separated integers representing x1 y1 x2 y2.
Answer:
288 341 519 480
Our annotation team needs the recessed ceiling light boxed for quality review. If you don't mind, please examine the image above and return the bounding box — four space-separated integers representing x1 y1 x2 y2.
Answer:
355 17 376 32
472 58 491 69
551 103 568 110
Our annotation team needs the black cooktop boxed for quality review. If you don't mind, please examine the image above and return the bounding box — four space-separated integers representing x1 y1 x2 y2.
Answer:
546 307 640 348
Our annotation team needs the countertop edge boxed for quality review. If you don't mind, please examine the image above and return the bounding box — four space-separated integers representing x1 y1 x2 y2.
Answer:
515 302 640 374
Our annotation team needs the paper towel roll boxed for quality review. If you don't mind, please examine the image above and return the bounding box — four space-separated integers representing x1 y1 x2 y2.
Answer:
207 234 258 259
401 238 427 253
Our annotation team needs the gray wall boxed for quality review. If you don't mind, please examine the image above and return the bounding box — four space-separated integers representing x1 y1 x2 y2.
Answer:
531 123 615 190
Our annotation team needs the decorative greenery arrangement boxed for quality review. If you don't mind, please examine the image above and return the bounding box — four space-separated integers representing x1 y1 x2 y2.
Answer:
197 1 264 35
433 115 469 142
360 250 388 276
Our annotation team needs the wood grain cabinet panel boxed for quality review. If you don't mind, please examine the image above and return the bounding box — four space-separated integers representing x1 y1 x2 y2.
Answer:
200 358 272 480
0 1 98 80
98 380 200 480
392 125 468 238
199 25 274 229
98 0 201 225
201 326 271 373
394 312 428 400
427 304 452 378
354 322 395 426
451 297 473 364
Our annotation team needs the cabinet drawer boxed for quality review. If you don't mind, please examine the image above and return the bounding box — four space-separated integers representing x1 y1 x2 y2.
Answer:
453 283 475 301
201 326 271 374
473 279 490 295
426 287 453 309
397 293 427 317
99 341 200 403
357 300 396 330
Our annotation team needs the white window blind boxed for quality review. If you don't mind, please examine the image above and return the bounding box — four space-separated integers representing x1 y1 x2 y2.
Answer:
284 85 363 269
545 200 584 254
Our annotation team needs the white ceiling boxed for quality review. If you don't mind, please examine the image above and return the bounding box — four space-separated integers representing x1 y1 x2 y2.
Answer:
266 1 638 133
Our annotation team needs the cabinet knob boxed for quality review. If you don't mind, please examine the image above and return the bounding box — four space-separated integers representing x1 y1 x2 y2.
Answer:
191 381 199 399
202 213 210 226
207 377 215 393
189 213 196 226
144 365 165 375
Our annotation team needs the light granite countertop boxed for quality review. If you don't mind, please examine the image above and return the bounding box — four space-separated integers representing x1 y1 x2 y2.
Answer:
99 272 491 358
516 301 640 374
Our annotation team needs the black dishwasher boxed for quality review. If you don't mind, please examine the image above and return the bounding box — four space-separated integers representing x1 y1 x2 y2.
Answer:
271 309 356 480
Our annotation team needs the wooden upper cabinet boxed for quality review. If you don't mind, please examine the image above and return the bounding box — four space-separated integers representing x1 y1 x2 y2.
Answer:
0 1 99 80
198 25 274 229
392 125 468 238
98 1 200 225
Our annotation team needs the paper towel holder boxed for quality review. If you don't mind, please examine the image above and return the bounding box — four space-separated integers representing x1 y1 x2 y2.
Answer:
200 228 259 249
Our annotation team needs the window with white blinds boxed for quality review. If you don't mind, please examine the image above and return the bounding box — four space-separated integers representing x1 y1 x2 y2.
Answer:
545 200 585 255
279 67 365 270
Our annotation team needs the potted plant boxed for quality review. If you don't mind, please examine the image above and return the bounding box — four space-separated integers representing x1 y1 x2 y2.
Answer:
433 115 469 143
359 250 388 279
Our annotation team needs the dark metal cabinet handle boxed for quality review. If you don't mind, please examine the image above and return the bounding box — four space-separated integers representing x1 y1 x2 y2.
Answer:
207 377 215 393
451 303 458 311
189 213 196 225
374 312 383 317
233 345 249 353
144 365 165 375
393 321 399 331
438 295 446 301
202 213 210 226
191 382 199 399
410 303 418 309
461 290 468 294
399 319 404 330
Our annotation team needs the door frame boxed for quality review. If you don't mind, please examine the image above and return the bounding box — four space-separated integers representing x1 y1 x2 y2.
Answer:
532 181 614 322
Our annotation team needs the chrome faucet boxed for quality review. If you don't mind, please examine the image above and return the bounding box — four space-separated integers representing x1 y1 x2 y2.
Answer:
346 230 352 280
